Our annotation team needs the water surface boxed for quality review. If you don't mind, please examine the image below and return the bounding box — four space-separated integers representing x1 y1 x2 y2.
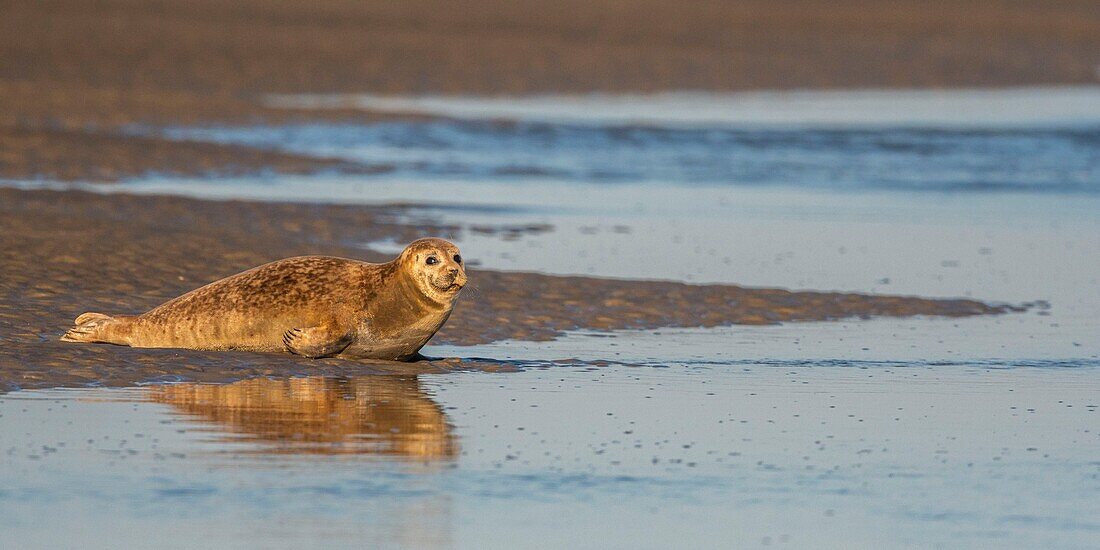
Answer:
5 89 1100 548
3 360 1098 549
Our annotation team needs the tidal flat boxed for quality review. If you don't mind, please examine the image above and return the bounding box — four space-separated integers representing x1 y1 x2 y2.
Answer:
3 2 1100 542
2 159 1097 547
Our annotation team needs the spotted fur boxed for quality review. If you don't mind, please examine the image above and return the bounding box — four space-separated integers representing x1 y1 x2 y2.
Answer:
61 238 466 361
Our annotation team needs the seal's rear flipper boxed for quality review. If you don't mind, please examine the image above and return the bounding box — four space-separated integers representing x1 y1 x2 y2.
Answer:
61 312 132 345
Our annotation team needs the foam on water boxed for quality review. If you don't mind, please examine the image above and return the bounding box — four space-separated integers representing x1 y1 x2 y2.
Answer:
267 86 1100 129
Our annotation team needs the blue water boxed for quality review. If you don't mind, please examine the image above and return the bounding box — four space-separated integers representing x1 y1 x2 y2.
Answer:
160 122 1100 194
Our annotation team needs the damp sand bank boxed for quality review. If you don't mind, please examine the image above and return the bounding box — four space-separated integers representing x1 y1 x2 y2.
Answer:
0 187 1016 390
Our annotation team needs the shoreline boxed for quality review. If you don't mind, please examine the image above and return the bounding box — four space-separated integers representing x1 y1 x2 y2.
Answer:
0 187 1020 391
0 0 1081 390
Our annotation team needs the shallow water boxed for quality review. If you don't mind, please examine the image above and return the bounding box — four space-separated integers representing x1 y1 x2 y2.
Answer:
74 175 1100 362
159 121 1100 194
2 360 1098 549
5 90 1100 547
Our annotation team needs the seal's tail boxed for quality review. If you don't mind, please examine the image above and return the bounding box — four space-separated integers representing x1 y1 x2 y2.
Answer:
61 312 133 345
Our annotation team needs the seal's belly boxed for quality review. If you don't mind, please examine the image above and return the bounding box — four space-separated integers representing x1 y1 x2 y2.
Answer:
340 333 432 360
341 316 445 360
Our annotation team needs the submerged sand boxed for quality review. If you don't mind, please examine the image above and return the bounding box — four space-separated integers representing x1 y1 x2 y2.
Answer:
0 187 1018 390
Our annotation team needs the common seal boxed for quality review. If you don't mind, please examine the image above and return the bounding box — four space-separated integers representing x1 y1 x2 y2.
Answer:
61 238 466 361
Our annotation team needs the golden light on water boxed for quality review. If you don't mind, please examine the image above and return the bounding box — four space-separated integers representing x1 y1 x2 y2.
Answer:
147 376 457 459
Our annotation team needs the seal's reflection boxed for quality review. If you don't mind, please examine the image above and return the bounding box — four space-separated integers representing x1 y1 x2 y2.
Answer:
147 376 457 458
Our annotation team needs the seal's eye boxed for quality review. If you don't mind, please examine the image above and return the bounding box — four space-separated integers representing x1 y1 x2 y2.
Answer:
426 256 439 265
453 254 462 264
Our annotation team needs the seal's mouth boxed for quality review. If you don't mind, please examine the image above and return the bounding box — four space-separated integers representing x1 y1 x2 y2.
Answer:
430 273 466 292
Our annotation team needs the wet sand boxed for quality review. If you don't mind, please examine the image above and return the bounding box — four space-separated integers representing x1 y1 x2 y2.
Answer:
0 187 1014 390
0 125 389 182
3 0 1099 180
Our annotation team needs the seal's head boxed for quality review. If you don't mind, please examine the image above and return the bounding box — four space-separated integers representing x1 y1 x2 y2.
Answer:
398 238 467 305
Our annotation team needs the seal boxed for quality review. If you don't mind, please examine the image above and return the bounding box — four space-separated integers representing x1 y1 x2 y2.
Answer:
61 238 466 361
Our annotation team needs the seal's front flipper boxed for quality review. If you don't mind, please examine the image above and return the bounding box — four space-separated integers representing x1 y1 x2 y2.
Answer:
282 324 353 358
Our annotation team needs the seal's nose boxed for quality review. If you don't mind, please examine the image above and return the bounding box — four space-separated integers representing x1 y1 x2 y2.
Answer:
448 267 459 276
451 268 467 288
